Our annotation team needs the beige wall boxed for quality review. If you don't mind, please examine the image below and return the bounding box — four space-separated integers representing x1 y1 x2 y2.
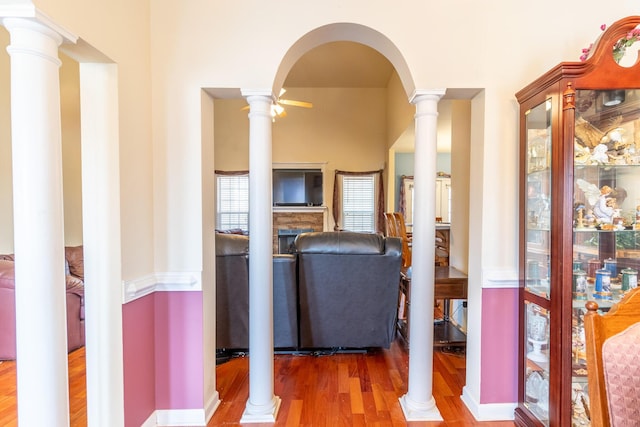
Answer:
215 87 388 230
1 0 638 414
33 0 155 279
450 100 471 272
0 27 11 254
60 53 83 246
386 70 414 147
0 39 87 253
148 0 637 275
1 0 155 277
15 0 635 278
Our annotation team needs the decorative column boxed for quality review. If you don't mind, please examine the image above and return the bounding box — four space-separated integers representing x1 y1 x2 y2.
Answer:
3 17 69 426
399 89 446 421
240 91 281 423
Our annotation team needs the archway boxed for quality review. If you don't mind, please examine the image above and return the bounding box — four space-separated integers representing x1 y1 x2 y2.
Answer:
234 22 443 422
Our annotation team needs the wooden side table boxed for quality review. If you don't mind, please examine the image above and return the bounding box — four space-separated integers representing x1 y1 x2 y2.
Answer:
397 266 468 347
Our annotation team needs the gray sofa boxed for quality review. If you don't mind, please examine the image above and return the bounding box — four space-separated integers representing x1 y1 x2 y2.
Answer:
294 232 402 349
215 233 298 350
215 231 402 352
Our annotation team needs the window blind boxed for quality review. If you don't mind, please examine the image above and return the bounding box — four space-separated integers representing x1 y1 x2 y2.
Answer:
342 175 375 232
216 174 249 230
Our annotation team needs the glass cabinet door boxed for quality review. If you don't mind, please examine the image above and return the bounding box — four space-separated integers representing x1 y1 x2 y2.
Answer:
525 100 552 300
523 301 550 426
571 88 640 426
522 99 552 427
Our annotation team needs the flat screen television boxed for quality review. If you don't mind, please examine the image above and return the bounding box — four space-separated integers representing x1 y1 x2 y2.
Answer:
272 169 323 206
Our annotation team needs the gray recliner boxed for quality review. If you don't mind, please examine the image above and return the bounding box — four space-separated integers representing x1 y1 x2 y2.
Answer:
215 233 250 350
215 233 298 351
293 231 402 349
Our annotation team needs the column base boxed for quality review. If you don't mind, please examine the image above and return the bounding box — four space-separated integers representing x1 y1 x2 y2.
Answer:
399 394 443 421
240 395 281 423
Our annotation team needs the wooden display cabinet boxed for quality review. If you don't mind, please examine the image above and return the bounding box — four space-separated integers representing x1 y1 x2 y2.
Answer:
515 16 640 426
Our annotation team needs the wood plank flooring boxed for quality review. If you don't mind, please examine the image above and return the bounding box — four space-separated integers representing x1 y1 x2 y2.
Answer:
0 339 517 426
0 346 86 427
210 341 515 426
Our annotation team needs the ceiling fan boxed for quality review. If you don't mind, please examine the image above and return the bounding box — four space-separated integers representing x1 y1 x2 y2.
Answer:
242 89 313 120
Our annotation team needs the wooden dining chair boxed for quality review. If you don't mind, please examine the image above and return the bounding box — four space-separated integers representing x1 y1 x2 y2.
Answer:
435 228 449 267
385 212 398 238
584 287 640 427
392 212 411 268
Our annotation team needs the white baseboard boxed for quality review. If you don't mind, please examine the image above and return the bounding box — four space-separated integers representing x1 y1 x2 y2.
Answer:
135 390 220 427
205 390 222 424
461 386 516 421
140 412 157 427
155 408 208 426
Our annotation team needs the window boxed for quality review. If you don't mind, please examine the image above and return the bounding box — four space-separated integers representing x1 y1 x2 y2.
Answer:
216 173 249 231
333 170 383 233
341 175 376 232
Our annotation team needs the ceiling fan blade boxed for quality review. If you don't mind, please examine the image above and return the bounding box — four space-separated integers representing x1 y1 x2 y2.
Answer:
279 99 313 108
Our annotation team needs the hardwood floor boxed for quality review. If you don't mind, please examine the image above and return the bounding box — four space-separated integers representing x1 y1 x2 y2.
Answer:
0 339 516 426
0 346 86 427
210 340 515 426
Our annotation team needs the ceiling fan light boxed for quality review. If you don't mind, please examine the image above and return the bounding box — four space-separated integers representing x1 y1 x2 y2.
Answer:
273 104 285 116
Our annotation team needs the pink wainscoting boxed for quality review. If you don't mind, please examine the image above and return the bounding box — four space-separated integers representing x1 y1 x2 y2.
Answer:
123 294 157 427
154 291 204 409
480 287 519 403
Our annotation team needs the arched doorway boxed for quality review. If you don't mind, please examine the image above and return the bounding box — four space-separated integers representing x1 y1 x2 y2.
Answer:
209 22 448 422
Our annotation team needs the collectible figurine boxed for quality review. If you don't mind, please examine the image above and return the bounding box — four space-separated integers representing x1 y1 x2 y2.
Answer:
576 180 617 223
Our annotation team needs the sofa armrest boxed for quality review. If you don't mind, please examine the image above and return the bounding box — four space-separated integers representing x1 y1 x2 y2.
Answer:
65 275 84 321
215 233 249 256
66 275 84 296
65 246 84 281
384 237 402 257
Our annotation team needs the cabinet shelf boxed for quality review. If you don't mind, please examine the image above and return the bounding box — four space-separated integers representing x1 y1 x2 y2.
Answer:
574 227 640 233
527 225 550 232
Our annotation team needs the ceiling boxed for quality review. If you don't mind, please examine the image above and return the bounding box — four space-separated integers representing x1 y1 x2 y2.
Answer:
281 41 480 153
283 41 481 98
284 42 395 88
282 41 425 151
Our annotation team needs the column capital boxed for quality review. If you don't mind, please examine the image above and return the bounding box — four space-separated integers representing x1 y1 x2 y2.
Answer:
241 90 276 120
1 7 77 44
241 89 277 103
3 17 65 67
409 89 446 104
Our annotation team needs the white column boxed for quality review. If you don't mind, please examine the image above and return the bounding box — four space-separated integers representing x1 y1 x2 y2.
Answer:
3 17 69 426
79 63 125 427
240 91 281 423
400 89 446 421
